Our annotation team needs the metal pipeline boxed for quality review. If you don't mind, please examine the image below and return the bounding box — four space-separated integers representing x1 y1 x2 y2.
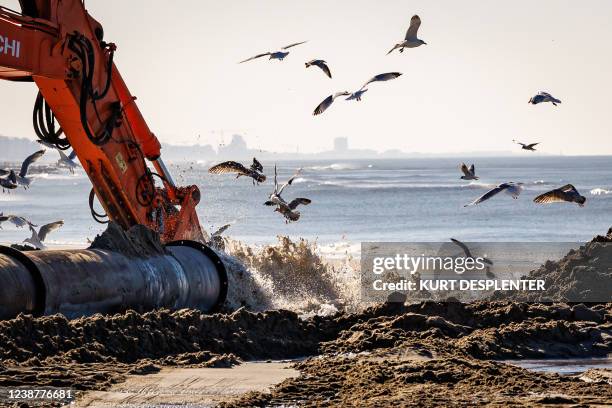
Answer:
0 240 227 320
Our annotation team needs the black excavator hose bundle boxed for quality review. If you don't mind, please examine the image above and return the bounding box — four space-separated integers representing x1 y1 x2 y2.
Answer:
33 91 70 150
67 33 117 146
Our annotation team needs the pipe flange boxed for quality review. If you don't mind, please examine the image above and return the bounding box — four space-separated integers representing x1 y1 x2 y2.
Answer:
165 240 228 312
0 246 46 316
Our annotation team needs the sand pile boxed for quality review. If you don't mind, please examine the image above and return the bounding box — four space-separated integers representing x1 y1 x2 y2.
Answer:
223 353 612 407
221 301 611 407
88 222 166 257
319 302 611 359
490 236 612 303
0 308 323 366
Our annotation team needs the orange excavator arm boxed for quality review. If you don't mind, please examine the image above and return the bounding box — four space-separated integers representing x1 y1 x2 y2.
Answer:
0 0 204 242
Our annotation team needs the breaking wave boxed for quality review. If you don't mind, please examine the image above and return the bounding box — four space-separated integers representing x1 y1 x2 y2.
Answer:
32 172 86 180
591 188 612 195
308 163 370 171
291 177 308 184
462 181 497 190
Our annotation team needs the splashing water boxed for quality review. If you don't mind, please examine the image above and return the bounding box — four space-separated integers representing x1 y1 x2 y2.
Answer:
216 236 362 316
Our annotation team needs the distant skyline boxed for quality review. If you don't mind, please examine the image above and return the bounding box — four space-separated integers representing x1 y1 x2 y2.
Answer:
0 133 524 163
0 1 611 155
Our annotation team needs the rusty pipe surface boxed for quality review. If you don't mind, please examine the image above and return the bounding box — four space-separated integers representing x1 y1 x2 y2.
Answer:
0 241 227 320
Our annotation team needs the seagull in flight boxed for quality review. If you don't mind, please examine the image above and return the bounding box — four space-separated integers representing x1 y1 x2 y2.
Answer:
513 140 539 152
264 165 311 222
450 238 494 266
345 89 368 102
0 213 36 229
57 150 79 173
0 171 18 192
313 91 351 115
208 158 266 185
459 163 478 180
239 41 308 63
450 238 495 278
208 223 232 251
23 220 64 249
346 72 402 101
305 59 332 78
534 184 586 207
0 150 45 189
38 142 80 173
211 223 231 239
387 15 427 55
464 182 524 207
529 91 561 106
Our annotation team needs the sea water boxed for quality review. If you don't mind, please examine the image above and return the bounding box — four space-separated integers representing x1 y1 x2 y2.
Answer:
1 155 611 251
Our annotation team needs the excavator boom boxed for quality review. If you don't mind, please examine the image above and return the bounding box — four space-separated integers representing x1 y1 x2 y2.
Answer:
0 1 227 320
0 0 204 242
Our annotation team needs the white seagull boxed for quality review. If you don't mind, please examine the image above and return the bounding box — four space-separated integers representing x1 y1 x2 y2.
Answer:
23 220 64 249
0 213 36 229
1 150 46 189
57 150 79 173
387 15 427 55
264 166 311 222
313 91 351 115
239 41 308 63
305 59 332 78
346 72 402 102
37 141 79 172
464 182 524 207
459 163 478 180
528 92 561 106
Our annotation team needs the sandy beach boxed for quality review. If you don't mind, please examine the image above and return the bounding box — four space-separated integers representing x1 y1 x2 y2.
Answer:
0 300 610 407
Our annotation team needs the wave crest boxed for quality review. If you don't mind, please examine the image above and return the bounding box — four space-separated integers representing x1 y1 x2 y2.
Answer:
590 188 612 195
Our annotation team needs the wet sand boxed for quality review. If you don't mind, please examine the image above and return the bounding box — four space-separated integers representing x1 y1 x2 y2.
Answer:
72 362 298 407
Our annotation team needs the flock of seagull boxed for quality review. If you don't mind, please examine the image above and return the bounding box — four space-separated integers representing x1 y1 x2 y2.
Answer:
0 143 79 193
222 14 580 221
0 13 587 247
0 144 79 248
219 15 430 222
208 158 310 223
455 89 584 208
239 15 428 116
460 136 587 208
0 214 64 250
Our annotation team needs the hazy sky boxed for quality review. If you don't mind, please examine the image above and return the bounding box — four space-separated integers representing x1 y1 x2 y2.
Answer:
1 0 611 154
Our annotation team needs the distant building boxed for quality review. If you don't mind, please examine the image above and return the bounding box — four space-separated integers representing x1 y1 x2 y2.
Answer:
333 137 348 152
218 134 248 155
